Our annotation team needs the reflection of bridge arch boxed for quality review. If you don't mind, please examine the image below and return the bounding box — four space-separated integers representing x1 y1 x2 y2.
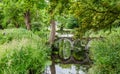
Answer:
54 37 73 60
53 37 92 64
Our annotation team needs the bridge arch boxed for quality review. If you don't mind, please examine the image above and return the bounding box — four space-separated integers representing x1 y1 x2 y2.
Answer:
54 37 73 60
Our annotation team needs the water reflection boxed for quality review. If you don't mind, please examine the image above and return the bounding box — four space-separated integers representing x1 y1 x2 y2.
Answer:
44 64 86 74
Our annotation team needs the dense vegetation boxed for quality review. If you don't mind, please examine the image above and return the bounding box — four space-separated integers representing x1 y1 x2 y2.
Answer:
0 29 51 74
88 28 120 74
0 0 120 74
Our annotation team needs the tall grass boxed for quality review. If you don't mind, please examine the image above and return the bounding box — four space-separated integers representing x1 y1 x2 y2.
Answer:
0 28 51 74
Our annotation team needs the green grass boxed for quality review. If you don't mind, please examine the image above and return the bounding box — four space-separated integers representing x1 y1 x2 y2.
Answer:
0 28 51 74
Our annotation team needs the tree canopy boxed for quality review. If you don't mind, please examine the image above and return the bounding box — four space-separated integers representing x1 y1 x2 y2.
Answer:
0 0 120 38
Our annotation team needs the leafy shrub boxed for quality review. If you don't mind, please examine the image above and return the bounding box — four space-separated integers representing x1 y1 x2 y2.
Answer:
0 28 51 74
88 28 120 74
65 17 79 29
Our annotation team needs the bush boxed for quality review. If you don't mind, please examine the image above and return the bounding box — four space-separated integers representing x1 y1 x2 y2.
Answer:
88 28 120 74
0 28 51 74
65 17 79 29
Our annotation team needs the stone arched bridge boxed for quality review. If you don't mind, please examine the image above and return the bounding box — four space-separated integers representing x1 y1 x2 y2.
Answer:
49 27 104 65
51 36 94 65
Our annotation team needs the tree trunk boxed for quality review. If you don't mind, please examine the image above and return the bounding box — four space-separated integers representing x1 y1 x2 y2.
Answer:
49 20 56 74
49 20 56 45
14 21 19 28
50 60 56 74
24 10 31 30
0 25 3 29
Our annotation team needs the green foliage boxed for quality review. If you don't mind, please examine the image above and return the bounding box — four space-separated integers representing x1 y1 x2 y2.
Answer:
67 0 120 38
0 28 51 74
88 28 120 74
0 0 48 29
65 17 78 29
1 0 22 28
56 15 79 29
1 0 120 37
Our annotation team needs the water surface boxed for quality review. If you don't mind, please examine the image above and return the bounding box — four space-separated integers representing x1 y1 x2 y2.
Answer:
44 64 86 74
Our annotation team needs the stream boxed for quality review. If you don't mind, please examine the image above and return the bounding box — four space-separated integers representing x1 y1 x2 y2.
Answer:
44 64 87 74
